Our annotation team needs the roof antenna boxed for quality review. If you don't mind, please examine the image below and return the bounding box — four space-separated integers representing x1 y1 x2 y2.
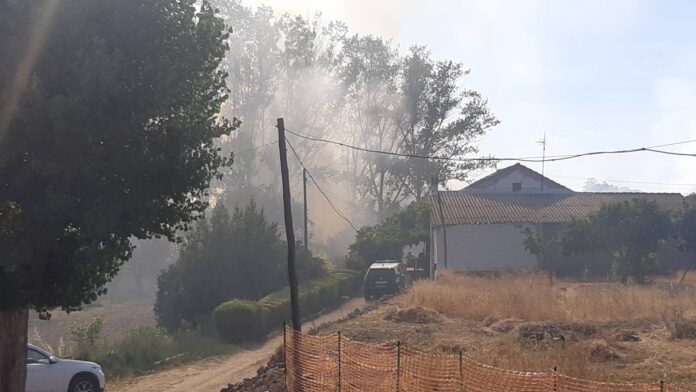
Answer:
537 133 547 191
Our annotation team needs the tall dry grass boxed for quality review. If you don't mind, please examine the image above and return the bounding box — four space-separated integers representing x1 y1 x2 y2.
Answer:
399 272 696 322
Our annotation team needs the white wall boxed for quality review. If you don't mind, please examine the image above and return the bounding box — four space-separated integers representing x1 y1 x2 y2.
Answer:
432 224 538 272
465 167 570 194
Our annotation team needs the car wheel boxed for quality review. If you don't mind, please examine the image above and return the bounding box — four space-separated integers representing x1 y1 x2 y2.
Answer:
68 375 98 392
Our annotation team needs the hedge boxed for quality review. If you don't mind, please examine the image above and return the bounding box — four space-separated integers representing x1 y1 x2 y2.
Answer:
214 269 361 343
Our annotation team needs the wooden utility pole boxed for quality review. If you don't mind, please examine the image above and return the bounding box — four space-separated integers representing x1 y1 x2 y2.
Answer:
277 118 301 331
303 168 308 252
432 177 448 269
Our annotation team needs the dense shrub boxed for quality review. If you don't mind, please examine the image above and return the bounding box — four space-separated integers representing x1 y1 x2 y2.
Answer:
155 201 326 330
214 270 360 343
523 199 674 282
347 201 430 271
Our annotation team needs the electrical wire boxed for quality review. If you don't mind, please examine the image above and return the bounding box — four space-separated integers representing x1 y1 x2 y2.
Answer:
647 139 696 149
547 174 696 188
236 140 279 154
284 137 360 231
284 128 696 163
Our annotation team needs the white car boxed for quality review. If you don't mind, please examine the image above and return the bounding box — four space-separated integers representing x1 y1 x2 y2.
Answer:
27 344 106 392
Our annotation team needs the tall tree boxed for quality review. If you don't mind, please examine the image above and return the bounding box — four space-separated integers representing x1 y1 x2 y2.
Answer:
337 41 498 218
212 1 345 228
336 35 403 218
397 46 499 200
0 1 233 390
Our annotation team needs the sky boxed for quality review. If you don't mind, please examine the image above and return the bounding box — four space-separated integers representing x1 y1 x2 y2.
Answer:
246 0 696 194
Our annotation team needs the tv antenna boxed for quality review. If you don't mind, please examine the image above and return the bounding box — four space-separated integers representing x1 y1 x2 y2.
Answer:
537 134 547 191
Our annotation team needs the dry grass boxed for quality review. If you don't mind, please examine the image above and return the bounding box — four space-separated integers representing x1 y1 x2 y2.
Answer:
399 272 696 322
318 274 696 389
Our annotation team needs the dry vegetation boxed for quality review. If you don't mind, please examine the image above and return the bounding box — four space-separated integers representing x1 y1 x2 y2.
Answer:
400 272 696 322
28 298 156 356
320 272 696 389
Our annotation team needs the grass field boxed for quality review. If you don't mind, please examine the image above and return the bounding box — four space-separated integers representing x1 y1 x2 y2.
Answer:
321 272 696 388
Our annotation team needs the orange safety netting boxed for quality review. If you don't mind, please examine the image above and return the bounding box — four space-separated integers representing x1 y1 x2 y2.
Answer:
283 327 689 392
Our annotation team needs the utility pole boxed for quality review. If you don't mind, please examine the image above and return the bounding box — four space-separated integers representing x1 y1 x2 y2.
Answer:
537 133 547 191
432 177 448 270
277 118 301 332
303 168 308 252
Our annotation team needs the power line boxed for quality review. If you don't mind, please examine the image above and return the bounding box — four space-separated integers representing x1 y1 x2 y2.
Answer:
285 137 359 232
236 140 279 154
319 187 376 215
648 139 696 149
548 173 696 188
285 128 696 163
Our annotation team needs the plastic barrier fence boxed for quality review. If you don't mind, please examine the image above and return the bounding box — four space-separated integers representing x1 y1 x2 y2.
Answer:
283 327 690 392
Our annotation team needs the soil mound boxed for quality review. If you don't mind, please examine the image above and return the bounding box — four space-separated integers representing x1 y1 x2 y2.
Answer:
489 318 524 333
220 350 284 392
590 344 622 361
383 306 443 324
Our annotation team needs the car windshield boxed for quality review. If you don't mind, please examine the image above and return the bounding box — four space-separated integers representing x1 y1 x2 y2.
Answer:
27 348 50 364
366 268 396 282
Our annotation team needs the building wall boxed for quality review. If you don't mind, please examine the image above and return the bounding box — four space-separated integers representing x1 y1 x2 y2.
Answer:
464 166 571 194
432 223 538 272
432 222 691 278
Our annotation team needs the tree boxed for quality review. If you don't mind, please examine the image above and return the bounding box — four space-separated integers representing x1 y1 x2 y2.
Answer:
155 201 325 330
521 227 561 279
677 207 696 283
396 46 499 200
560 199 673 283
0 1 233 389
210 1 345 232
337 35 405 218
338 42 498 218
347 201 430 272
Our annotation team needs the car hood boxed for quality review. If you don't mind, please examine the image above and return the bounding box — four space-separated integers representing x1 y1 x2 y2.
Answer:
58 359 101 369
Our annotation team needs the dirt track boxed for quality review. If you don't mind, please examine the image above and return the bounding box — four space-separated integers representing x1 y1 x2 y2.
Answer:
111 298 366 392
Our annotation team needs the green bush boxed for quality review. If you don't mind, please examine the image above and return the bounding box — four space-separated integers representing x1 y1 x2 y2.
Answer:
214 270 360 343
346 201 430 272
156 201 327 331
77 326 234 378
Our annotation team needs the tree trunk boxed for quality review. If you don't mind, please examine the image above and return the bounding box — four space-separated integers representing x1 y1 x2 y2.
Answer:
0 308 28 392
679 268 690 285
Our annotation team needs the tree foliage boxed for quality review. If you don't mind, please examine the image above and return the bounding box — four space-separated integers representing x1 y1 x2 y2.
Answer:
208 1 498 223
524 199 674 282
338 43 499 218
676 205 696 282
347 201 430 271
0 1 234 388
155 201 326 330
0 0 233 312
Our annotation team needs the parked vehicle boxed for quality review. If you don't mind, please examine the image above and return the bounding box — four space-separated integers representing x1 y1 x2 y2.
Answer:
363 261 410 300
26 344 105 392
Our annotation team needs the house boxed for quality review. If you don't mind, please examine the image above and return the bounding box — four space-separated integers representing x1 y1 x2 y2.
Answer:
429 163 686 276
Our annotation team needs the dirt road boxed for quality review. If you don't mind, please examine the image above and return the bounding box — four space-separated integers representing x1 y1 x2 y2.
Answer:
111 298 366 392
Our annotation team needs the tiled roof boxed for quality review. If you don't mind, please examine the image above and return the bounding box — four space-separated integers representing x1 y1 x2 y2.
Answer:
430 192 685 226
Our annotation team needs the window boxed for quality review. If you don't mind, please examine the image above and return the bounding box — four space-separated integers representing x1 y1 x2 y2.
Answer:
512 182 522 192
27 348 50 364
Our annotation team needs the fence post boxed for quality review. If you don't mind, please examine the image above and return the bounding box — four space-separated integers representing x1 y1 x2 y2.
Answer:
396 340 401 392
338 331 342 392
283 321 288 391
553 366 557 392
459 350 463 392
660 380 664 392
